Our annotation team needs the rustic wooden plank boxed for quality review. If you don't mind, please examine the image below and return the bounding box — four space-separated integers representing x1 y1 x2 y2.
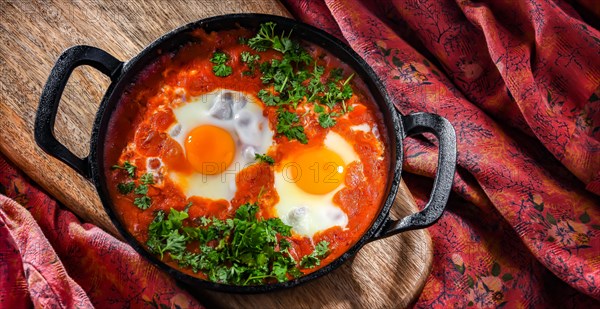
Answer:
0 1 432 307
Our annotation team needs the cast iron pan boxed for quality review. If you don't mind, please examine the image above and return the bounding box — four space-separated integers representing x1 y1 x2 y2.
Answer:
35 14 457 293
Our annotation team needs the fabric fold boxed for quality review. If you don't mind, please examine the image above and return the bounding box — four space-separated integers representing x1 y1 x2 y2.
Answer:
0 156 203 308
284 0 599 306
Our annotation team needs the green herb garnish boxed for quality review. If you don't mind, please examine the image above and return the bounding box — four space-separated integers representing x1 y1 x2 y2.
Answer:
321 74 354 109
240 51 261 74
113 162 153 210
134 184 148 195
140 173 154 185
317 111 337 128
146 208 188 258
248 22 294 53
314 104 337 128
255 153 275 165
117 182 135 194
210 51 233 77
245 22 356 141
300 241 330 268
276 110 308 144
329 68 343 81
257 88 281 106
146 202 329 285
134 195 152 210
111 161 136 177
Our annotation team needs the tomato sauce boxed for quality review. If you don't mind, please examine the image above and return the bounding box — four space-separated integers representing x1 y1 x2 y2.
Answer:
104 27 390 279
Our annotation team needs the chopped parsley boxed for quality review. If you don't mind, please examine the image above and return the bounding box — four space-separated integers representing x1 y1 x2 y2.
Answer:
210 51 233 77
146 202 330 285
314 104 337 128
306 64 325 102
117 182 135 194
329 68 343 81
248 22 293 53
113 162 153 210
240 51 260 74
255 153 275 165
134 184 148 195
134 195 152 210
111 161 136 177
321 74 354 109
318 112 337 128
276 110 308 144
140 173 154 185
257 88 281 106
300 241 330 268
244 22 357 142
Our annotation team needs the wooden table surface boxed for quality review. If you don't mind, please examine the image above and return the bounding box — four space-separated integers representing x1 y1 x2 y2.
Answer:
0 1 432 308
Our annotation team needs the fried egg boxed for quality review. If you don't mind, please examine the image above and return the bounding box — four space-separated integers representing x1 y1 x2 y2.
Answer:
274 131 359 238
168 89 273 200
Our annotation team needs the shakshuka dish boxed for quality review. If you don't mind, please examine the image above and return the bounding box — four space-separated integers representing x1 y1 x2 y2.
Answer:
105 22 390 285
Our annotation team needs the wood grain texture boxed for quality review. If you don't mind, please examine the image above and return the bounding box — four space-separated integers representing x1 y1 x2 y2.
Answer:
0 1 432 307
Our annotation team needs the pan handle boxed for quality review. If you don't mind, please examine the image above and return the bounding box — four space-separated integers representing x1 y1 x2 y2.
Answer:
35 45 123 179
373 112 456 239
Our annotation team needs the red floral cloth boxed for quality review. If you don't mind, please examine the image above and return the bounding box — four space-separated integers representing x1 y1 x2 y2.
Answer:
1 0 599 308
281 0 600 307
0 155 203 308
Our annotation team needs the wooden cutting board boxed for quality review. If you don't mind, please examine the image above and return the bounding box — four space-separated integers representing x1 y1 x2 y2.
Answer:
0 1 432 308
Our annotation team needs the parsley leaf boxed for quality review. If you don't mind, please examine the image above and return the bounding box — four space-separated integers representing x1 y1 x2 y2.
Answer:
235 202 259 221
248 22 277 51
111 161 136 177
146 208 189 257
247 23 359 140
276 110 308 144
213 64 233 77
313 104 338 128
329 68 343 82
257 89 281 106
240 51 260 73
146 202 318 286
117 182 135 194
314 241 330 256
113 162 153 209
247 22 299 55
210 51 228 64
300 241 330 268
314 104 324 113
321 74 354 108
134 184 148 195
307 65 325 102
318 112 337 128
134 195 152 210
210 52 233 77
140 173 154 184
255 153 275 165
286 81 307 108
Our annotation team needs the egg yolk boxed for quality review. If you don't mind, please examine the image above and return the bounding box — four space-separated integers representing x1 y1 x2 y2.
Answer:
185 125 235 175
288 148 345 195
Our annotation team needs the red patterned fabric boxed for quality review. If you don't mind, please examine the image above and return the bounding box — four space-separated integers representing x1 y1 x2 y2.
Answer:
0 155 203 308
281 0 600 307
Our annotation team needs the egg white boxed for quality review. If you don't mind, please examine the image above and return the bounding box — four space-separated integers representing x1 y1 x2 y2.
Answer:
274 131 360 238
168 89 273 201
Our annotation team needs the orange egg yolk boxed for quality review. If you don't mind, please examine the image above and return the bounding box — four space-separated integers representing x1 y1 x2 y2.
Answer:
289 148 345 195
184 125 235 175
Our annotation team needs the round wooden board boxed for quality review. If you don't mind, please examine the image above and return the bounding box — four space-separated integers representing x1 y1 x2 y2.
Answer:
0 1 432 307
